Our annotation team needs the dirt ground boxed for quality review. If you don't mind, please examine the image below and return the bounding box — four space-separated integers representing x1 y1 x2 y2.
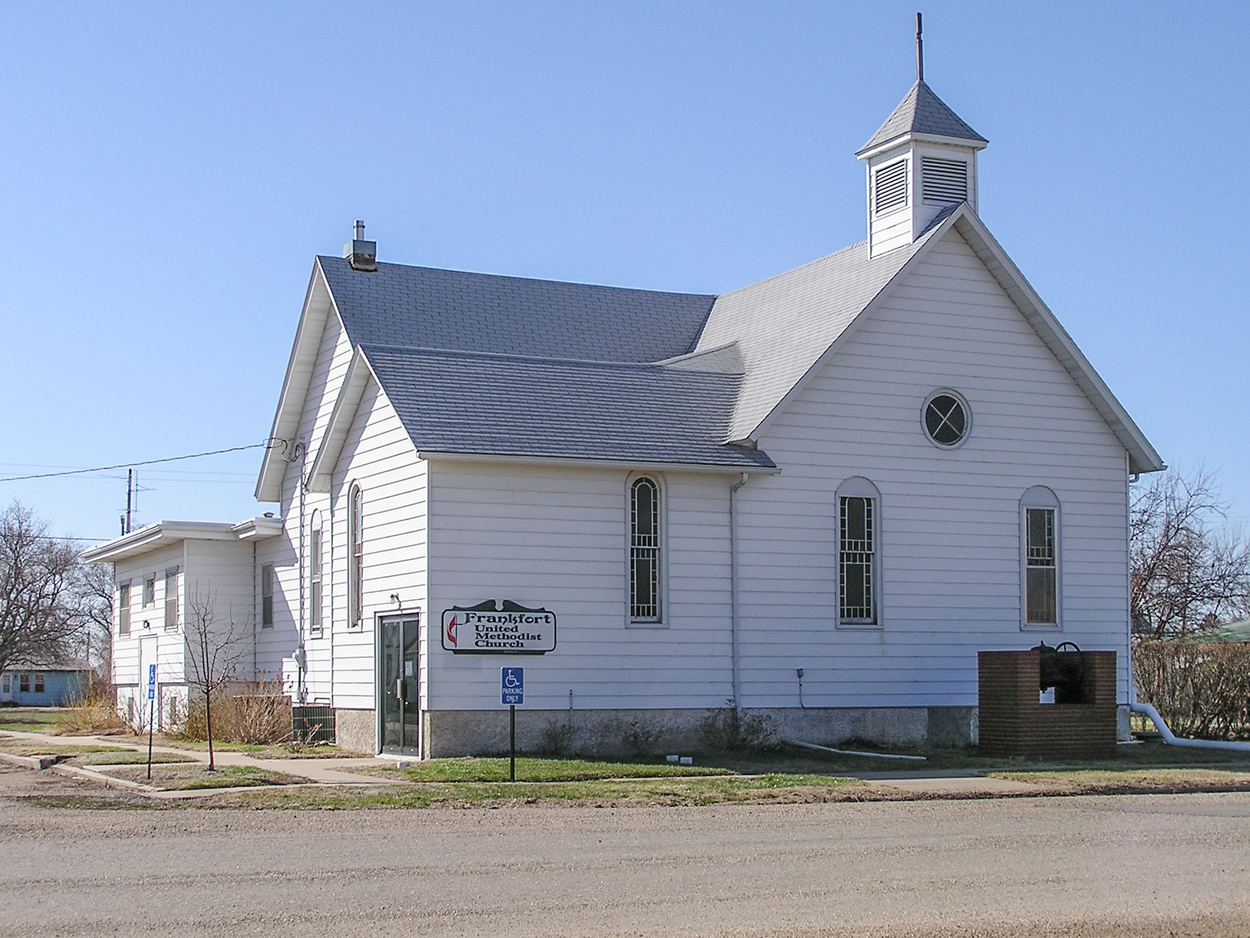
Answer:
3 762 1250 937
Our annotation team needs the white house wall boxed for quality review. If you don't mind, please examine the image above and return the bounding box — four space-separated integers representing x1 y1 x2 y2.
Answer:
182 539 259 683
426 461 734 712
112 544 186 689
739 228 1132 709
257 302 362 698
325 378 428 711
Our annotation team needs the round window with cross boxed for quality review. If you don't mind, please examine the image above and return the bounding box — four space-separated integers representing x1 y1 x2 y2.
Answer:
923 390 970 448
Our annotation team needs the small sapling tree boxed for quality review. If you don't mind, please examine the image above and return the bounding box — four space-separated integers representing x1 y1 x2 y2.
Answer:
184 587 248 770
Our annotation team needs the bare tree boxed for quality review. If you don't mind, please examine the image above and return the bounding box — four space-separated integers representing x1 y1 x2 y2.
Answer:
66 560 114 686
1131 468 1250 638
184 587 248 770
0 503 83 676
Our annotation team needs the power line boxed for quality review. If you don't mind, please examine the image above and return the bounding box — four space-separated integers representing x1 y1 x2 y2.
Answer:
0 442 275 483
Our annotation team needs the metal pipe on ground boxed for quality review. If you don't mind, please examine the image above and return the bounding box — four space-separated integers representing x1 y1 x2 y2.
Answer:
789 739 927 761
1129 701 1250 752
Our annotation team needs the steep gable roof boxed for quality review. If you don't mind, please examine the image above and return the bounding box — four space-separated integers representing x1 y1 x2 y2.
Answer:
263 204 1161 495
857 80 987 155
738 204 1163 475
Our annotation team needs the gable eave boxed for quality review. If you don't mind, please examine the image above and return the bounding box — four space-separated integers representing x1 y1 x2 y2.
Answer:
306 346 374 493
254 259 341 502
946 211 1164 475
746 204 1163 475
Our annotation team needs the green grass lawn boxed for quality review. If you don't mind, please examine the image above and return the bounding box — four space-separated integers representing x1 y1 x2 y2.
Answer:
75 751 196 766
236 772 869 809
0 707 67 733
0 740 135 757
105 763 303 791
361 756 734 783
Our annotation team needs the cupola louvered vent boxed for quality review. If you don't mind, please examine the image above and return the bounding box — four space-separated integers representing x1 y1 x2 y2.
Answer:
921 157 968 204
873 160 908 215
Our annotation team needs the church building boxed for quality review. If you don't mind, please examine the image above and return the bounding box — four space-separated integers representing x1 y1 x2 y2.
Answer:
87 54 1162 756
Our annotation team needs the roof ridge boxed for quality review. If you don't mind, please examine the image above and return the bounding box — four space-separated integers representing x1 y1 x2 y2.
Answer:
316 255 714 300
359 341 721 374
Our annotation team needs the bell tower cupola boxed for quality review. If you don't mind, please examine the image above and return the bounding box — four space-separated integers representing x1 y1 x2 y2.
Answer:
857 14 987 258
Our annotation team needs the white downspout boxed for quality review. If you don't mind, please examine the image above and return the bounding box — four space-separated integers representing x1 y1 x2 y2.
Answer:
729 472 750 715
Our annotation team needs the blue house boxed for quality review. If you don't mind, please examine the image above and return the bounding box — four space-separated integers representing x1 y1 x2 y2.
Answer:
0 662 89 707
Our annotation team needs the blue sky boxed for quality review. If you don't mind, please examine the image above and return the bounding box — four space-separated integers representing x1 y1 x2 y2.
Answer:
2 1 1247 541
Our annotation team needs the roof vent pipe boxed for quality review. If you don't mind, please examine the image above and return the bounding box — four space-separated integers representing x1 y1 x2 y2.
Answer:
343 219 377 272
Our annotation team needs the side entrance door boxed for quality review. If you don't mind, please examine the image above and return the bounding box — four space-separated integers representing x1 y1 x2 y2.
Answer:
379 614 421 756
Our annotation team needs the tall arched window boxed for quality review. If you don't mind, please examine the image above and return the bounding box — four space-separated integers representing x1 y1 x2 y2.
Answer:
836 477 881 627
629 476 662 623
1021 486 1061 627
309 510 323 637
348 484 364 629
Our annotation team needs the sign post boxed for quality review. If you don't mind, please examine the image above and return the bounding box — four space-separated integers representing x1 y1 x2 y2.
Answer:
146 664 157 781
501 667 524 782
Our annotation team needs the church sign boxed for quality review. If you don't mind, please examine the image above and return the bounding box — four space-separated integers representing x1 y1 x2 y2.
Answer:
441 600 557 655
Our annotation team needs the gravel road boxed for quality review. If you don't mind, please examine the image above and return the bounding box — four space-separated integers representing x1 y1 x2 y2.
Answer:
1 764 1248 937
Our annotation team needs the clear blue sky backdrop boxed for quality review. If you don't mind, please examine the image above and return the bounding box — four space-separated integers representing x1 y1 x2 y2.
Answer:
2 1 1247 540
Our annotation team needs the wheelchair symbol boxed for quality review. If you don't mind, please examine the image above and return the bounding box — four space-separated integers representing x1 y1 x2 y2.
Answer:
503 669 522 688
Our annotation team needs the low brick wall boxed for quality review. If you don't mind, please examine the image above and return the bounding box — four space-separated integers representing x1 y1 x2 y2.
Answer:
978 650 1116 760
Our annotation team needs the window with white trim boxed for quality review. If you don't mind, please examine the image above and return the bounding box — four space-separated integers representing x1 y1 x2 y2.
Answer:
837 477 881 626
143 575 155 606
118 582 131 636
1021 487 1060 627
309 511 323 637
164 567 179 631
628 475 662 624
348 483 364 629
261 564 274 628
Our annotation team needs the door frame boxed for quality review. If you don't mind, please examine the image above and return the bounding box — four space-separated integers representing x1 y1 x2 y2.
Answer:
376 611 422 756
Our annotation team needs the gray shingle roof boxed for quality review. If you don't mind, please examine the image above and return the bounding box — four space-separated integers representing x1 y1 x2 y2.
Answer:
857 81 987 155
363 343 775 470
319 256 714 363
694 230 940 440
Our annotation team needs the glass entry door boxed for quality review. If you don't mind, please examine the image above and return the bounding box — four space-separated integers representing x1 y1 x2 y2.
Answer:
379 614 421 755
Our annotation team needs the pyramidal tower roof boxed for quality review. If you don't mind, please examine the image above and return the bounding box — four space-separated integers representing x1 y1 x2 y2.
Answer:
856 80 987 156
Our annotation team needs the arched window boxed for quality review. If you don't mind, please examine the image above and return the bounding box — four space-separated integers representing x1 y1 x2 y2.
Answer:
1021 486 1061 627
629 475 662 624
836 477 881 627
348 484 364 629
309 510 323 637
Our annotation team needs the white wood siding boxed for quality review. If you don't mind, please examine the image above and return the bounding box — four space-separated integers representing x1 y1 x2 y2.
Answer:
111 545 186 689
324 379 428 711
427 461 734 711
182 539 258 683
740 228 1132 707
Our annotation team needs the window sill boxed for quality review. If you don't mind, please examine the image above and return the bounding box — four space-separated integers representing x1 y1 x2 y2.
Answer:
835 622 882 630
626 621 668 630
1020 622 1061 631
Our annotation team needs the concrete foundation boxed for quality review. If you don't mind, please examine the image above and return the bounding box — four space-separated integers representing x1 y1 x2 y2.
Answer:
423 705 979 758
333 708 376 754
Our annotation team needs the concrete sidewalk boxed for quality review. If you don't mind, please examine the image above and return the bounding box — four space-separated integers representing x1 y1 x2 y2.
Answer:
0 728 394 788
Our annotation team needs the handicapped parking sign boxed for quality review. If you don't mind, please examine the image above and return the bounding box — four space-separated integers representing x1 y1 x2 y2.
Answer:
501 667 523 705
147 664 157 701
